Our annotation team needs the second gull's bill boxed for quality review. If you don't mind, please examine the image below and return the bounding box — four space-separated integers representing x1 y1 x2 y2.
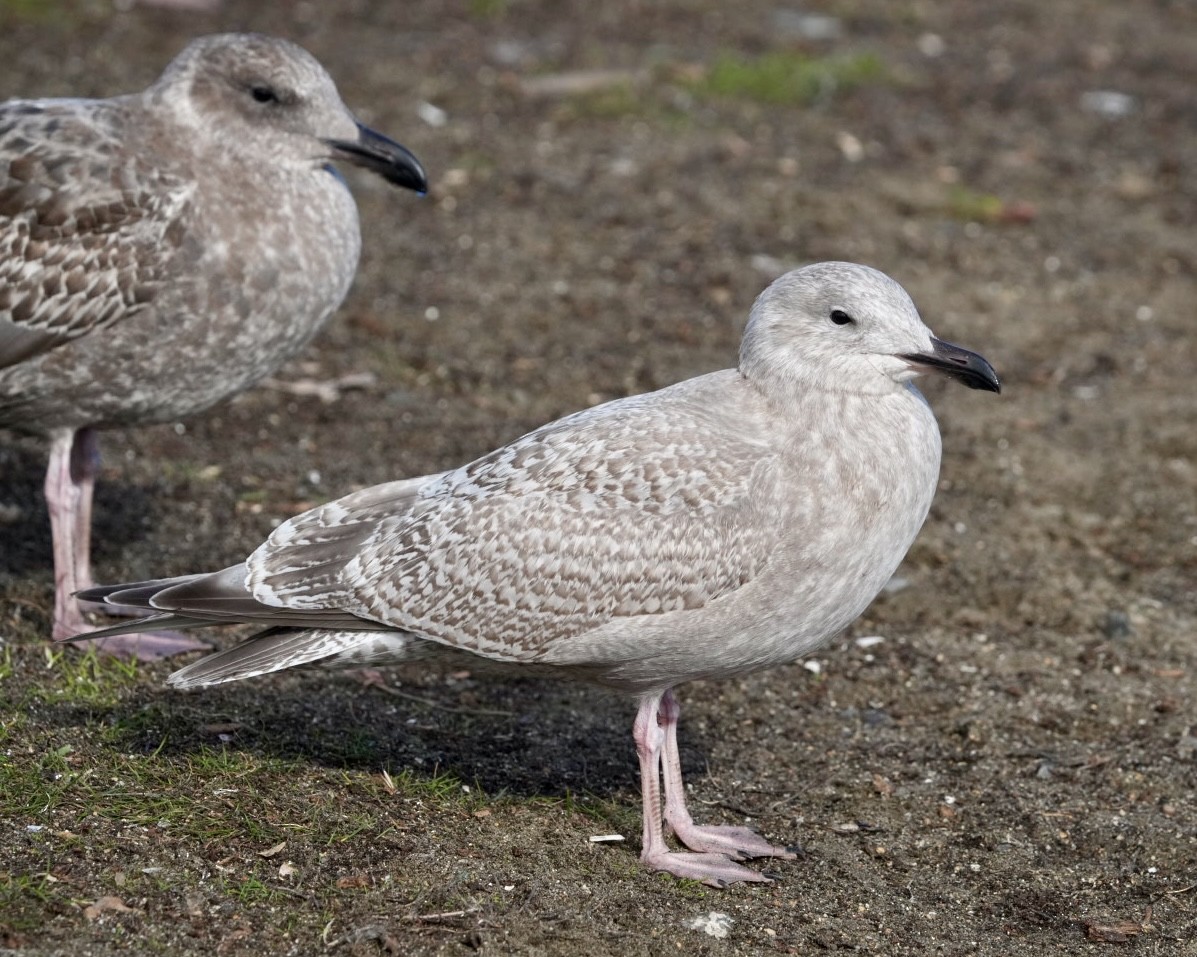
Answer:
72 261 1001 887
0 33 427 658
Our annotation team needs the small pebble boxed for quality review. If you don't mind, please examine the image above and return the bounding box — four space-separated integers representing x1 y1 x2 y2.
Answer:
1100 610 1133 639
686 912 733 939
1080 90 1137 117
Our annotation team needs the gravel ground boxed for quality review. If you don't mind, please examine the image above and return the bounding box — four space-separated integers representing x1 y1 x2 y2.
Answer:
1 1 1194 955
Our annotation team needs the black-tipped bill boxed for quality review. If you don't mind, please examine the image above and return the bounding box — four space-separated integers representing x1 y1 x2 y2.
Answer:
326 122 428 194
900 337 1001 393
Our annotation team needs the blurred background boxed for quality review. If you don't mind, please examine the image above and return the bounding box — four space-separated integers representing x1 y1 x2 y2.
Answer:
0 1 1193 954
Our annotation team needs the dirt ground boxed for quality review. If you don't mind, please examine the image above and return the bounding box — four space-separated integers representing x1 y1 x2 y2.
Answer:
1 0 1195 954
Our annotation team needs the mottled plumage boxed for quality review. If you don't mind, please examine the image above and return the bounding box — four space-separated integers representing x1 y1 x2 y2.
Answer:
0 33 427 651
76 262 1001 885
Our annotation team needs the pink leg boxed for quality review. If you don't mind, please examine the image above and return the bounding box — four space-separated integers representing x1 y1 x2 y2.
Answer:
44 428 208 661
660 688 800 861
633 692 772 888
45 428 95 641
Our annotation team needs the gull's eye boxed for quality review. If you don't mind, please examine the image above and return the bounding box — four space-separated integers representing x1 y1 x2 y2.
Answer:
829 309 855 326
250 85 280 104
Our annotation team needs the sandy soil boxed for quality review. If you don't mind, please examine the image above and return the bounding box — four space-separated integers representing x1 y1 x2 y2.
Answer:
1 1 1194 954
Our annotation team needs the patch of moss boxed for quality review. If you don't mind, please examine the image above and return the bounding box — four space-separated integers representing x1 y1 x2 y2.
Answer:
947 185 1008 222
698 50 886 104
468 0 509 17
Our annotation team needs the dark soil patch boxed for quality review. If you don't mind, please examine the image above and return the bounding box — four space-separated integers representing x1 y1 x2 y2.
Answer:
2 1 1194 954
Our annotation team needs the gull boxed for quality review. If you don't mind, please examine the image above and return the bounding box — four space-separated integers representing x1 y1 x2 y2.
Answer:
0 33 427 658
73 262 1000 886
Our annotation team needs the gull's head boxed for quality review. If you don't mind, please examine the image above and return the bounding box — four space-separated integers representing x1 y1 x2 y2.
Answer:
739 262 1000 396
153 33 427 193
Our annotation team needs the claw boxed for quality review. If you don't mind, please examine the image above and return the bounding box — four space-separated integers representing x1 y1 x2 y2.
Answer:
669 822 799 861
642 850 774 888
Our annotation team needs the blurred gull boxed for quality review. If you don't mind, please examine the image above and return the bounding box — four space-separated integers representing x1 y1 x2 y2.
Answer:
73 262 1000 886
0 33 427 657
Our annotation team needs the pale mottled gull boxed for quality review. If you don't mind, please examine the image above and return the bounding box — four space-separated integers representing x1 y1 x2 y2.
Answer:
74 262 1001 886
0 33 427 658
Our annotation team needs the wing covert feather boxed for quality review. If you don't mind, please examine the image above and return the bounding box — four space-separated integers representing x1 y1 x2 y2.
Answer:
0 102 192 368
248 380 782 659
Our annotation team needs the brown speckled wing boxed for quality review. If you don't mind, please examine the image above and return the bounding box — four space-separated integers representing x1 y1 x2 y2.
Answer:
247 382 780 662
0 102 192 369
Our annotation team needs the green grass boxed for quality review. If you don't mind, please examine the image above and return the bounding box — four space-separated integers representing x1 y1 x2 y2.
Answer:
0 743 86 818
563 83 642 120
0 0 61 20
696 50 886 104
553 77 693 129
0 873 60 933
229 876 275 905
946 185 1023 222
0 0 103 29
554 788 639 832
22 645 142 707
0 639 662 950
380 765 475 802
468 0 509 17
537 49 887 123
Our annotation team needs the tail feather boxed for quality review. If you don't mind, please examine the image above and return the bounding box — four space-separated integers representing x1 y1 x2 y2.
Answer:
167 628 431 689
110 577 212 608
70 562 383 642
76 575 208 607
71 559 412 685
61 613 217 642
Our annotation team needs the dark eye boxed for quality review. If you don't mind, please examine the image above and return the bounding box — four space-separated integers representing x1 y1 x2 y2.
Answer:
250 85 279 104
830 309 855 326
